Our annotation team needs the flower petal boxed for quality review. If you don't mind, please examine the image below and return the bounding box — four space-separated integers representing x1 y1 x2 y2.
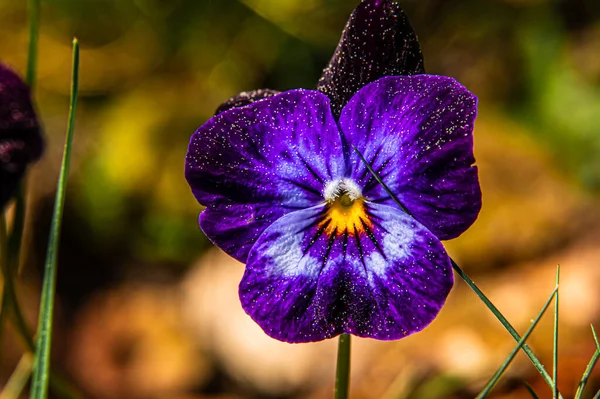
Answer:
0 64 43 209
317 0 424 118
340 75 481 240
214 89 280 116
185 90 345 262
239 202 453 343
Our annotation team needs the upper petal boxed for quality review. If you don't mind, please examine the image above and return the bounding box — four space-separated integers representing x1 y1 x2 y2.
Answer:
185 89 345 262
317 0 424 118
0 64 43 209
340 75 481 240
239 202 453 343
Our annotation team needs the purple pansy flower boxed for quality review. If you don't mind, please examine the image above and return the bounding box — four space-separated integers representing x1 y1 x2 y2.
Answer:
185 0 481 343
0 64 43 209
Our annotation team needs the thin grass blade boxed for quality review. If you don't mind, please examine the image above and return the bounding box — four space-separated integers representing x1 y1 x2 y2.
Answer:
553 265 560 399
3 0 42 352
573 346 600 399
523 382 541 399
0 214 35 350
29 38 79 399
352 145 560 397
353 146 411 215
575 325 600 399
450 261 560 396
8 0 42 271
0 214 7 352
0 354 33 399
476 287 558 398
1 216 81 399
25 0 41 87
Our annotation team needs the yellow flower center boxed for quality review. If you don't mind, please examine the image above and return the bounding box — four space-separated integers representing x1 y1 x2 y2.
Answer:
322 194 371 236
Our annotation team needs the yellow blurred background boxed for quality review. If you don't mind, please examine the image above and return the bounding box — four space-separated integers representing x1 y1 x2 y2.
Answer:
1 0 600 398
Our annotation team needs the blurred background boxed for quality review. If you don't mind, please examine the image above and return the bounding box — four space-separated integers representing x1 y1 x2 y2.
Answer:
1 0 600 398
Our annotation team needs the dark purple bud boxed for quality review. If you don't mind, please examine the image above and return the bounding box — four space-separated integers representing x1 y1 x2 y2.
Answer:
0 64 43 208
317 0 425 118
214 89 280 116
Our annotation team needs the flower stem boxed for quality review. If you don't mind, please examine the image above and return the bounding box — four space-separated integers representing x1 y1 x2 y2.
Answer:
335 334 351 399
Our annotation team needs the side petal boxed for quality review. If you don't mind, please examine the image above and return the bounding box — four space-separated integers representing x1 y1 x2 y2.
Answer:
317 0 424 118
185 90 345 262
214 89 280 116
239 202 452 343
340 75 481 240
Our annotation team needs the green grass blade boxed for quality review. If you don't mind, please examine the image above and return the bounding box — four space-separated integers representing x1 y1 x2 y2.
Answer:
594 390 600 399
3 0 42 350
4 0 40 346
0 215 34 351
0 293 7 355
1 219 81 399
450 261 559 396
7 181 26 273
26 0 41 87
573 349 599 399
574 326 600 399
476 287 558 398
29 38 79 399
0 354 33 399
0 213 8 356
592 325 599 349
335 334 351 399
10 0 41 271
523 382 541 399
553 265 560 399
352 145 560 397
8 0 42 276
353 146 411 215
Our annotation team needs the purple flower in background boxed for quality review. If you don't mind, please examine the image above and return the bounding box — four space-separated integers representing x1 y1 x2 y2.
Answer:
185 0 481 343
0 64 43 209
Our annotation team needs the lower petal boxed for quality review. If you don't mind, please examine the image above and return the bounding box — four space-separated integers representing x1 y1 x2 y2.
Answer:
239 205 341 343
239 202 453 343
344 203 453 339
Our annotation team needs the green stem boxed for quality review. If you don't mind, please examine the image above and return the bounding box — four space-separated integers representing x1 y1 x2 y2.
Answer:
335 334 351 399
